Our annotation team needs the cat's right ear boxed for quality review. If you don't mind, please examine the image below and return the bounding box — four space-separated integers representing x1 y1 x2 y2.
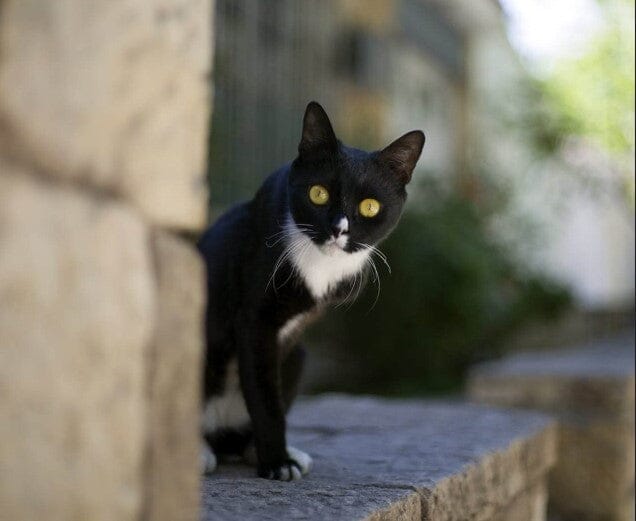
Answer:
376 130 425 185
299 101 338 157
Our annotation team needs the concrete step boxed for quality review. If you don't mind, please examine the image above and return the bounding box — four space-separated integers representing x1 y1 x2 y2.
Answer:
468 330 635 521
202 395 556 521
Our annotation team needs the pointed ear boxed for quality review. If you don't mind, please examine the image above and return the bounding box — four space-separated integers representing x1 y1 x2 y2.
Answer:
299 101 338 157
377 130 425 184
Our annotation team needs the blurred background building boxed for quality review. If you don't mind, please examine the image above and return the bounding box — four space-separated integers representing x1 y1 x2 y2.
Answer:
207 0 635 395
209 0 479 204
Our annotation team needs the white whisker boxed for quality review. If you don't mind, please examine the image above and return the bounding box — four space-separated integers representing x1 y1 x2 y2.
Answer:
335 271 357 308
265 220 318 293
356 242 391 274
364 255 381 313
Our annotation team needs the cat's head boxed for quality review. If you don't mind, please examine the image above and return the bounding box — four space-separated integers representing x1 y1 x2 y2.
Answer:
288 101 424 255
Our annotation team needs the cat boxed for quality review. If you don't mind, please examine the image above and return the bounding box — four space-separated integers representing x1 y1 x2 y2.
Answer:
198 101 424 480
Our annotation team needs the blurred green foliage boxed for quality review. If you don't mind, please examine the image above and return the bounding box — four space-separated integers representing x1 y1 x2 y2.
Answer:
310 179 572 396
522 0 635 160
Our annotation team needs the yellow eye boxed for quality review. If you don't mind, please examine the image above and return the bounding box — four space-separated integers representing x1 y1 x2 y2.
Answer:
359 198 381 217
309 185 329 205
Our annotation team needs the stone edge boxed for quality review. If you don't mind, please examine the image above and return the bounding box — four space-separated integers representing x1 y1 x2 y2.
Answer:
363 420 557 521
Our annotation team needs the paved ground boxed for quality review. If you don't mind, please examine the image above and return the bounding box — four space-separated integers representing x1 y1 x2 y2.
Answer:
201 395 554 521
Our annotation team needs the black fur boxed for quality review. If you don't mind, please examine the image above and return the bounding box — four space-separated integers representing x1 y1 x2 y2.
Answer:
198 102 424 479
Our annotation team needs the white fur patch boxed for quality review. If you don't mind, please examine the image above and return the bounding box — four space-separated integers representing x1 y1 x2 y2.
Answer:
277 313 308 344
201 442 218 475
271 464 302 481
202 359 250 432
287 446 313 475
335 217 349 234
286 217 369 300
334 233 349 249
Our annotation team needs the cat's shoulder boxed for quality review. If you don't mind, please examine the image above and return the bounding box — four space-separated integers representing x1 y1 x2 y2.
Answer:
198 164 290 256
198 201 252 253
254 164 291 204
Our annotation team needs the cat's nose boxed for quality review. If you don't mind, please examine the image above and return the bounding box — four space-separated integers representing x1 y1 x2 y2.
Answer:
330 216 349 237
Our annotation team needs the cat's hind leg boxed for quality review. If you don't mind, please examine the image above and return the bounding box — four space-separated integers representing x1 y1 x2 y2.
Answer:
207 427 253 460
201 440 217 475
201 425 253 475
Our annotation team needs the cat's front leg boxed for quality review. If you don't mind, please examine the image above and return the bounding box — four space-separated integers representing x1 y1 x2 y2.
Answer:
240 344 313 476
237 321 306 481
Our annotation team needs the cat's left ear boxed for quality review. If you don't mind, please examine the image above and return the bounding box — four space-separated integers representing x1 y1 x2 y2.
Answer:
299 101 338 157
377 130 425 184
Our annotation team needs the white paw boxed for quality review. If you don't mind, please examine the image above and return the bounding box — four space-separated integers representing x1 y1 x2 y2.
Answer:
279 463 303 481
287 446 312 475
201 443 217 475
259 461 303 481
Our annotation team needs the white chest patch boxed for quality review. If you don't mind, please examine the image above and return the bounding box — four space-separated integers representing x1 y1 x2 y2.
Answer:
202 359 250 433
285 218 370 300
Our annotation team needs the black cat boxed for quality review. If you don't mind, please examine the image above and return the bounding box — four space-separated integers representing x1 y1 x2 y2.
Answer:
198 102 424 480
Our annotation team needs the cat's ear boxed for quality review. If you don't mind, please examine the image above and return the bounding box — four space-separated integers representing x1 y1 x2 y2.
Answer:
299 101 338 157
377 130 425 184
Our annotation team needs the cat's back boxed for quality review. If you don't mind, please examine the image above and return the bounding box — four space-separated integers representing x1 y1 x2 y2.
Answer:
198 165 288 256
197 201 255 279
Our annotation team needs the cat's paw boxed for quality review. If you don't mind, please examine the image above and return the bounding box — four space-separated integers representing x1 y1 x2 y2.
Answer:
200 443 218 475
256 447 312 481
257 459 303 481
286 446 313 475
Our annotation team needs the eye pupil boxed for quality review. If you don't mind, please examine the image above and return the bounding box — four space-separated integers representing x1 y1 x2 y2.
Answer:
309 185 329 205
359 198 380 217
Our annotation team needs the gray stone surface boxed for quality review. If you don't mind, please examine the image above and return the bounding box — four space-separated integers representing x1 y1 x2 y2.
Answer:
202 395 556 521
468 331 635 521
471 330 635 378
468 331 635 422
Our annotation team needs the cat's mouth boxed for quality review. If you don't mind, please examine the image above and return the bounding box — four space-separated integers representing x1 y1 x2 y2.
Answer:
321 235 349 255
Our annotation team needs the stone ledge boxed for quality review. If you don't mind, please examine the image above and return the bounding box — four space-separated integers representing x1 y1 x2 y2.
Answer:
202 395 557 521
468 331 635 521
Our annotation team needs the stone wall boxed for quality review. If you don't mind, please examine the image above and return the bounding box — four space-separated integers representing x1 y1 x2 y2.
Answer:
0 1 213 520
468 332 635 521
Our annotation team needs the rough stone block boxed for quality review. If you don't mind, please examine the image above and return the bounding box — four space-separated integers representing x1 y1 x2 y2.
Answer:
0 164 154 521
144 230 205 521
467 332 635 521
490 480 548 521
202 395 557 520
0 0 212 230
